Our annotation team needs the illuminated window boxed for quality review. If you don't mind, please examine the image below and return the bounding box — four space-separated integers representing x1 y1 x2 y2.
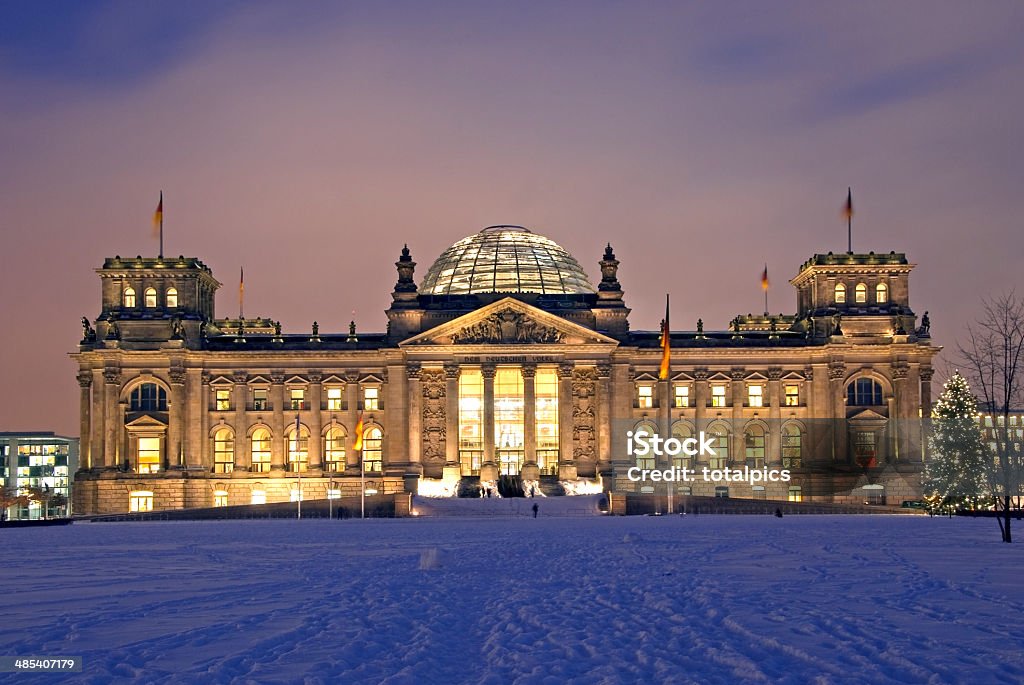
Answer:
674 385 690 408
711 385 727 408
326 387 344 411
984 416 993 427
214 490 228 507
166 287 178 308
123 287 136 308
855 283 867 304
535 368 559 475
854 431 877 468
250 489 266 505
327 488 341 500
252 388 268 411
362 426 383 472
137 437 161 473
495 368 525 475
788 485 803 502
633 421 657 470
290 388 305 410
834 283 846 304
129 490 153 512
290 488 304 503
637 385 653 409
250 428 271 473
324 425 346 472
782 424 803 468
863 484 884 505
287 424 309 472
144 287 157 308
458 370 483 475
215 389 231 411
747 385 763 407
708 426 728 469
130 383 167 411
875 283 888 303
213 428 234 474
745 425 765 467
363 387 380 411
784 384 800 406
847 378 883 406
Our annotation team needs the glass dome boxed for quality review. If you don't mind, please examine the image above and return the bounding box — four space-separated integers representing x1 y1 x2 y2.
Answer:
418 226 595 296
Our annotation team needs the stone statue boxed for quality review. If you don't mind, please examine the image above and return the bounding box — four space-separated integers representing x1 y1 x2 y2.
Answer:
312 321 319 336
696 318 703 334
274 320 282 337
731 318 741 333
81 317 95 342
769 317 778 334
920 311 930 336
199 320 208 339
105 313 119 340
831 312 843 337
170 316 184 340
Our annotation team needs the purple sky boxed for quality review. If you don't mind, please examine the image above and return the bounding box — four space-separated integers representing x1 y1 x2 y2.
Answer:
2 1 1023 436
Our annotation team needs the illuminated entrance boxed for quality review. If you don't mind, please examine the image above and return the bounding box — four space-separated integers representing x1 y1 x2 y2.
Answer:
457 365 560 476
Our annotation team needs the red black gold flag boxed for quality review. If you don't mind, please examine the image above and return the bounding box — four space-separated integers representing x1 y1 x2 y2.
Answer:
659 294 670 380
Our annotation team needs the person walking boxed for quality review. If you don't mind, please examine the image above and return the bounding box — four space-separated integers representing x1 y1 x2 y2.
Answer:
532 502 539 518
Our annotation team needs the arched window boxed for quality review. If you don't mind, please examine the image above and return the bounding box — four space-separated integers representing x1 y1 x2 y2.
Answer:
362 426 383 472
671 422 692 471
633 421 657 470
144 287 157 307
123 287 136 308
744 424 766 467
855 283 867 303
250 428 271 473
213 428 234 474
847 378 883 406
782 424 803 468
875 283 888 303
834 283 846 304
129 383 167 411
166 287 178 308
324 425 346 472
708 424 729 469
287 424 309 472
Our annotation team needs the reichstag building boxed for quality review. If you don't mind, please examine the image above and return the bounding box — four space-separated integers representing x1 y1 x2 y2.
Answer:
72 225 938 513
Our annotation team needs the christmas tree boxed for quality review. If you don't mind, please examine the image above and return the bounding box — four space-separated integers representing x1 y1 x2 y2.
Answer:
923 372 988 512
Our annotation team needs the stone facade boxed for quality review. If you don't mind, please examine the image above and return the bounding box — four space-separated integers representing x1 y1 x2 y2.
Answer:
72 230 939 514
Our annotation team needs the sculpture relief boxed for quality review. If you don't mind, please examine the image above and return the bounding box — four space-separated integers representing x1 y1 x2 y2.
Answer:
421 369 446 463
572 368 597 464
451 308 563 344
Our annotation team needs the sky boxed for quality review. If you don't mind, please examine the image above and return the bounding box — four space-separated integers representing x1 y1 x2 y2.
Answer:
1 1 1022 436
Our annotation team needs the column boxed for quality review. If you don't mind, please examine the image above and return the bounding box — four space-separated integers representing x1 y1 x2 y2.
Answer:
444 363 460 467
406 363 422 469
168 366 187 469
345 371 360 470
658 376 672 470
91 368 105 470
521 363 537 467
270 371 286 472
482 363 496 466
188 369 204 469
103 368 120 469
384 363 406 472
891 363 909 463
77 371 92 470
828 362 847 463
308 371 323 472
918 366 934 464
693 368 708 437
198 372 211 469
557 362 574 469
232 371 248 472
596 362 612 471
767 368 782 465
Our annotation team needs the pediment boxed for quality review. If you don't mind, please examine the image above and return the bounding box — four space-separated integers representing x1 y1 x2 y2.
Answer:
745 372 769 381
848 409 888 423
322 374 347 385
634 372 660 382
708 372 732 382
782 371 806 381
209 375 234 387
400 298 619 347
285 375 308 385
247 375 270 386
125 415 167 429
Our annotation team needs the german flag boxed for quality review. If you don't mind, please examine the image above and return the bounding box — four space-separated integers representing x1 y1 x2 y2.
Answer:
761 265 769 291
842 188 853 222
152 191 163 237
353 413 364 452
659 294 670 380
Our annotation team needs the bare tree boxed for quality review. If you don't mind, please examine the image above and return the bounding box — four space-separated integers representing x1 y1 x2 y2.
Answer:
958 292 1024 542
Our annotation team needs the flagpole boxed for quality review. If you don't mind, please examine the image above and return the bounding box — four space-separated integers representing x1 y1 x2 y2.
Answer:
159 190 164 259
847 187 852 254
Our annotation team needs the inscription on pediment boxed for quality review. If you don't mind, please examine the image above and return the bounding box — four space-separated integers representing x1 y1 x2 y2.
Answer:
451 308 564 345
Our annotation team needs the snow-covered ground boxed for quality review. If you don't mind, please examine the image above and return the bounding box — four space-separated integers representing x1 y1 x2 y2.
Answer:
1 515 1021 684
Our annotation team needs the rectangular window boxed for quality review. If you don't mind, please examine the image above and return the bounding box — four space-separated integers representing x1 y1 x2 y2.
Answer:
674 385 690 408
788 486 802 502
251 432 271 473
714 486 729 498
363 387 380 411
495 368 525 475
137 437 161 474
535 368 559 475
215 389 231 411
459 369 483 474
785 385 800 406
752 486 767 500
637 385 653 409
251 490 266 505
326 387 344 411
252 388 268 411
290 388 305 410
711 385 727 407
747 385 763 407
129 491 153 512
214 492 228 507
